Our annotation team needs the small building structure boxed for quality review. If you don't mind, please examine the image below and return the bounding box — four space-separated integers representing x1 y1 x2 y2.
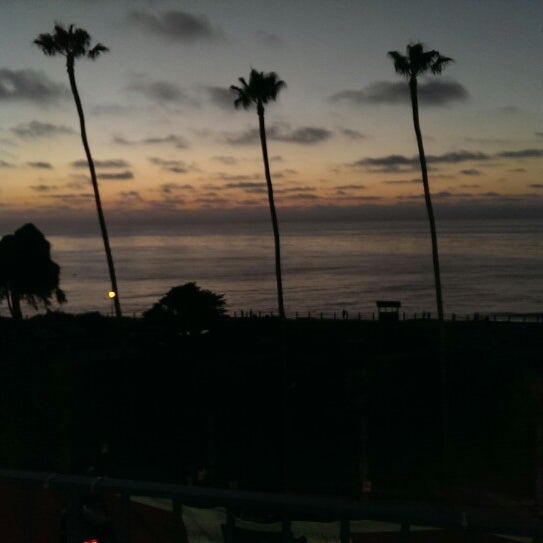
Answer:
376 300 401 322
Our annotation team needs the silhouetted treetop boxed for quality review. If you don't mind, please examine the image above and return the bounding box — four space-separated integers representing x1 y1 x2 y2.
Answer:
34 23 108 63
143 282 226 334
388 43 453 80
230 69 286 111
0 223 66 319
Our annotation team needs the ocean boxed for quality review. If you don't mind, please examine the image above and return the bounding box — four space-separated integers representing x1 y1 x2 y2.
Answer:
3 218 542 319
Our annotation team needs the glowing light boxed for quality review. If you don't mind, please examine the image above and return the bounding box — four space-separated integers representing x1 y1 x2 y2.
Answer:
108 291 116 299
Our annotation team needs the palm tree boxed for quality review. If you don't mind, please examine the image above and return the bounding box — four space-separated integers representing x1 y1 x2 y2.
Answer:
34 23 122 319
230 69 286 319
388 43 453 322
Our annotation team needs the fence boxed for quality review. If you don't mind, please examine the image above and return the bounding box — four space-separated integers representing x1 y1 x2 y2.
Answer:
1 468 543 543
232 310 543 323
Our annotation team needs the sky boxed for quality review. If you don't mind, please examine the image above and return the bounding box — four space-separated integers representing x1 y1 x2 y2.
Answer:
0 0 542 234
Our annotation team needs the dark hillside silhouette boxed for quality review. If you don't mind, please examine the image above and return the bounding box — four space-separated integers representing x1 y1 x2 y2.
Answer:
230 69 287 320
388 43 453 322
34 23 122 319
0 223 66 319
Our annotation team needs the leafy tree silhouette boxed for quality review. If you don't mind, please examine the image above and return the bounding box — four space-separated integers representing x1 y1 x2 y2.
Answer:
0 223 66 319
230 69 287 320
143 282 226 334
388 43 453 322
34 23 122 319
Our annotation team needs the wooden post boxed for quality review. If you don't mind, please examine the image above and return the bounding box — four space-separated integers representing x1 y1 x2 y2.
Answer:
282 512 291 543
224 508 236 543
119 492 130 543
172 499 184 543
65 488 82 543
340 519 350 543
401 522 410 543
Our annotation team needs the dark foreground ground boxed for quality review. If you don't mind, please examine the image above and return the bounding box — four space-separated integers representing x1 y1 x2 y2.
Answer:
1 313 542 510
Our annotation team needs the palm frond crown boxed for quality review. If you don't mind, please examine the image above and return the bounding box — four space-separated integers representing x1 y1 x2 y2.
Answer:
388 42 453 79
34 22 108 61
230 68 285 110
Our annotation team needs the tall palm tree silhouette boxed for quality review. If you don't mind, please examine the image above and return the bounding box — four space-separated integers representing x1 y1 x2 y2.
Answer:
34 23 122 319
231 69 286 319
388 43 452 322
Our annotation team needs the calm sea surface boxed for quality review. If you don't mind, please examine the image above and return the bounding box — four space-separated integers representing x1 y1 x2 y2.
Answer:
4 219 542 318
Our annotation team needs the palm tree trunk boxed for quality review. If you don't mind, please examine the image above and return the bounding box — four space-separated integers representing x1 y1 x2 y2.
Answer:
409 77 444 322
67 59 122 319
410 77 448 488
257 102 285 320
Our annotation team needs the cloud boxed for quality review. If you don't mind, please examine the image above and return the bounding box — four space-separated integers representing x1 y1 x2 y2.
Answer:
71 159 130 169
224 125 332 145
460 169 482 176
351 150 492 172
0 160 14 168
11 120 75 139
496 105 520 115
497 149 543 159
275 127 331 144
282 193 320 200
255 30 283 47
331 79 468 106
536 132 543 138
206 86 234 110
276 186 316 194
119 190 142 199
529 184 543 189
159 183 194 194
30 184 57 192
46 193 93 204
129 79 198 106
194 197 229 207
459 184 480 188
27 161 53 169
335 184 366 190
113 134 189 148
224 182 262 189
0 69 67 103
127 10 223 42
98 171 134 180
91 103 140 116
339 128 366 140
382 178 420 185
149 156 195 174
212 155 238 165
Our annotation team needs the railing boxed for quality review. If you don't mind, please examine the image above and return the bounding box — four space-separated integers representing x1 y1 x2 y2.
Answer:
1 468 543 543
232 310 543 323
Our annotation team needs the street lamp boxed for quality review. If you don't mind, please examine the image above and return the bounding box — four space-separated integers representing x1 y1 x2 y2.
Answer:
108 291 116 316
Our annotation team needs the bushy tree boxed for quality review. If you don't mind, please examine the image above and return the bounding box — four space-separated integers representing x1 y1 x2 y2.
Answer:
143 282 226 334
0 223 66 319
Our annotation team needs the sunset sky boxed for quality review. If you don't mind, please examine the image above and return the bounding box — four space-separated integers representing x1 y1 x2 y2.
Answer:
1 0 542 233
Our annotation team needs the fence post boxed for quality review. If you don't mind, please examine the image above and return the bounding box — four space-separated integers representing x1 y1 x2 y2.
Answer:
225 508 236 543
282 511 292 543
65 487 82 543
172 499 184 543
340 519 350 543
118 491 131 543
401 522 410 543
